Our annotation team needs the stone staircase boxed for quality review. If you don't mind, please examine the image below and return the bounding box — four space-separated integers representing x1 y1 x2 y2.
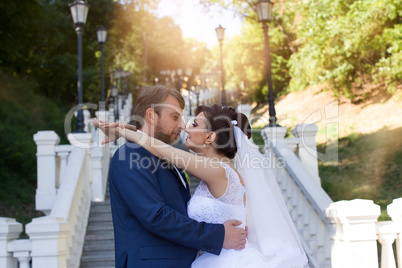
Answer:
80 176 199 268
80 192 114 268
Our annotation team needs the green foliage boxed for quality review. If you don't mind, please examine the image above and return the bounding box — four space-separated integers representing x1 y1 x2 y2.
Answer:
288 0 401 96
201 0 401 100
108 3 210 87
373 24 402 94
0 71 68 224
0 0 116 105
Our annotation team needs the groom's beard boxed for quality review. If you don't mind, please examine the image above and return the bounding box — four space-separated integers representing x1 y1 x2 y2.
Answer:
154 125 179 145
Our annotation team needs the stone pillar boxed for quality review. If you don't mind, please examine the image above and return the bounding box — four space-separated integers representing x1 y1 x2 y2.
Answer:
236 104 252 121
33 131 60 215
95 110 110 147
326 199 381 268
67 133 93 150
0 218 22 268
377 221 398 268
90 146 105 202
292 124 320 185
109 108 115 123
261 126 287 151
7 239 32 268
388 198 402 268
26 217 70 268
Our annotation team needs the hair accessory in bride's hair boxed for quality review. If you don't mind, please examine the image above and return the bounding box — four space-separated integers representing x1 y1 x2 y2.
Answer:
231 120 238 126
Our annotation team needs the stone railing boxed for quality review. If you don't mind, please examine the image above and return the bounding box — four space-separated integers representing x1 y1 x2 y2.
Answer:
261 123 402 268
27 133 92 268
1 128 113 267
183 87 219 117
262 126 333 267
0 93 128 268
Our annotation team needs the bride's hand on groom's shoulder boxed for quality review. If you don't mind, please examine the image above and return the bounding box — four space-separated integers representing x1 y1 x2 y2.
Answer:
222 220 247 250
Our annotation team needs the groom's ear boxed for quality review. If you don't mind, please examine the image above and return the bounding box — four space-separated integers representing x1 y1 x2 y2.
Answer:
145 108 157 125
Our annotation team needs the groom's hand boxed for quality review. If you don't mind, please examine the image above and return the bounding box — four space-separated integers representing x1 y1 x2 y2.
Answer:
222 220 247 250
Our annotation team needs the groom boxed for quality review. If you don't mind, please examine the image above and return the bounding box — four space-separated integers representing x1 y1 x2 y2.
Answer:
109 85 246 267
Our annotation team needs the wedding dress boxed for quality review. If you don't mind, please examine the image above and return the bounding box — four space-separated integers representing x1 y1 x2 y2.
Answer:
187 123 309 268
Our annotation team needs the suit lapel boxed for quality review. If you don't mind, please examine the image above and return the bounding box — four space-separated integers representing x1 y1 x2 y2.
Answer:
166 163 188 189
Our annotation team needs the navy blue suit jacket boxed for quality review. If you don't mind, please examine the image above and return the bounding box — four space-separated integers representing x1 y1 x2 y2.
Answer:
109 142 225 268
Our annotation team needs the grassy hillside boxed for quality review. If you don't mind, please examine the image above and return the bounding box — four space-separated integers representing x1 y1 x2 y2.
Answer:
251 85 402 220
0 72 69 224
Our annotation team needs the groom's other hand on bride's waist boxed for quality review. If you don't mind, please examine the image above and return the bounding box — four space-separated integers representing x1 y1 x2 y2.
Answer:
222 220 247 250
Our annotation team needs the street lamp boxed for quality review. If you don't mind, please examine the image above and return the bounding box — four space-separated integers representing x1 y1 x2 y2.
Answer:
194 79 201 108
97 25 107 109
255 0 278 127
215 25 227 106
185 68 193 116
69 0 89 133
177 68 183 91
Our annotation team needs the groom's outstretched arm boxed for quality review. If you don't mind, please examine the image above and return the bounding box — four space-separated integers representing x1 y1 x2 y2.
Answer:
111 147 228 255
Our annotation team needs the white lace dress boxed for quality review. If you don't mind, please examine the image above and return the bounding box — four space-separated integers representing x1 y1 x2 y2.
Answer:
188 163 278 268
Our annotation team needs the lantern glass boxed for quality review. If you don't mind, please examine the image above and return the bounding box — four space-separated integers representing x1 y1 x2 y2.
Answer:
215 25 225 42
97 25 107 43
69 1 89 25
111 86 117 97
255 0 274 22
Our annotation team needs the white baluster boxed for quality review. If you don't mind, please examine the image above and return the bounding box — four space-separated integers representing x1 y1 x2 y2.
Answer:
302 199 311 243
55 145 72 187
388 198 402 268
91 146 105 201
7 239 31 268
309 210 318 252
33 131 60 215
377 221 397 268
0 218 22 268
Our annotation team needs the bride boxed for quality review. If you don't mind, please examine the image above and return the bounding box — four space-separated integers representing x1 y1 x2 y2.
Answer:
94 104 309 268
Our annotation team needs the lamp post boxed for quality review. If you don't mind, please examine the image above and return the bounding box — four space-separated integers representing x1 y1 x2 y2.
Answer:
97 25 107 110
185 68 193 116
215 25 227 106
69 1 89 133
255 0 277 127
194 78 201 107
176 68 183 91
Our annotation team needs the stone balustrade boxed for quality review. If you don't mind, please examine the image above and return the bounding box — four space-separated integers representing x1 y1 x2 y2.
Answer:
260 120 402 268
1 101 401 268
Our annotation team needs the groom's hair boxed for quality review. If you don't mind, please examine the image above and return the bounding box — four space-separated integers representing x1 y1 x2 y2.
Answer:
130 85 185 129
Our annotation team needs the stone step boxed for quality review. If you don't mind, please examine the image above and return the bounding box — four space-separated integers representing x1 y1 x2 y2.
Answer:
86 230 114 237
87 224 114 232
90 205 112 212
83 249 115 257
85 232 114 241
83 242 115 253
88 214 113 223
80 253 115 268
84 238 114 247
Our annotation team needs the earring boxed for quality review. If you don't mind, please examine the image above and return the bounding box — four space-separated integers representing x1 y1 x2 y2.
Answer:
203 144 206 148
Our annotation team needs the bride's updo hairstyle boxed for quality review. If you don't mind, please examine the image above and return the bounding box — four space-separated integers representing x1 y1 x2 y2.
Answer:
195 105 252 159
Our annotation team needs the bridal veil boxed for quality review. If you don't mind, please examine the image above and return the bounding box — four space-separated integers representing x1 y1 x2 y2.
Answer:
232 123 309 268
